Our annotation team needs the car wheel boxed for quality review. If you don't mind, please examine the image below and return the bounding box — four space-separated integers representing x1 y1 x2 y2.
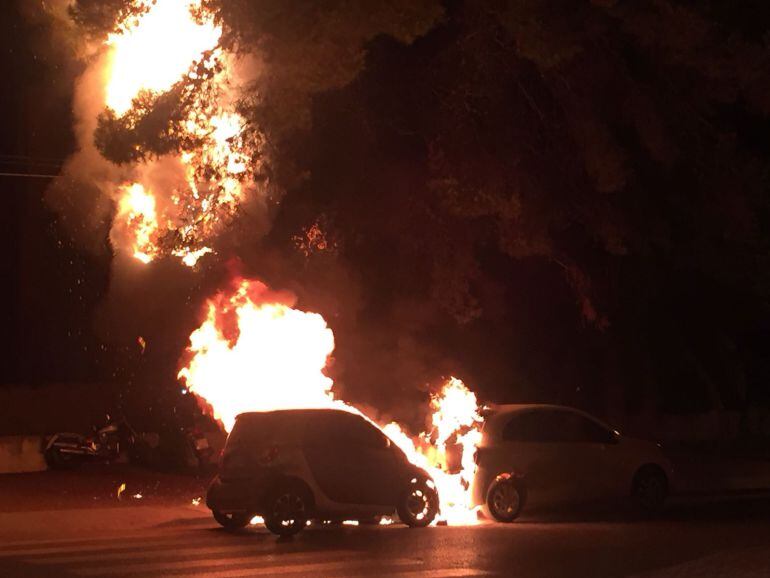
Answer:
632 466 668 513
485 476 526 523
397 479 439 528
263 483 312 536
212 510 251 530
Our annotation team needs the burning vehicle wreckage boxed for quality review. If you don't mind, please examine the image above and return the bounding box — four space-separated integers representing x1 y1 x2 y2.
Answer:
42 0 526 532
178 278 513 533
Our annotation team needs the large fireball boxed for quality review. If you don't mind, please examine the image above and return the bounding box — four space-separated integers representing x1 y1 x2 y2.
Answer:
178 279 338 431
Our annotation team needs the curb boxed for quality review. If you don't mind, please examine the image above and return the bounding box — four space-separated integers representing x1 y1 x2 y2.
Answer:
0 436 47 474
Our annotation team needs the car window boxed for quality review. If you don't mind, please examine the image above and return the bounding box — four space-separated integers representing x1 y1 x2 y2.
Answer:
307 412 388 450
228 413 279 447
568 414 615 444
346 416 390 450
502 410 614 443
502 411 562 442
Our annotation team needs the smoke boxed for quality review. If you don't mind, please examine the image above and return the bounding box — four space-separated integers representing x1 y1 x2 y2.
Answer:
27 0 445 416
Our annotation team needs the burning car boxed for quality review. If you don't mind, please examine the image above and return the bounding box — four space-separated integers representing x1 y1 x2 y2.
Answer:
207 408 439 536
473 404 674 521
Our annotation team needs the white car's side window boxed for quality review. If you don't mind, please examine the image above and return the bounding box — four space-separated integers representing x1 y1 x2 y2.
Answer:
502 410 614 444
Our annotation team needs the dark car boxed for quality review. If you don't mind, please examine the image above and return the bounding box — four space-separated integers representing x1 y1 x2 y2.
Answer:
207 408 439 535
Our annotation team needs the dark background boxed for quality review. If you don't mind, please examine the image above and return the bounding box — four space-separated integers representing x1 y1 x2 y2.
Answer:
1 0 769 436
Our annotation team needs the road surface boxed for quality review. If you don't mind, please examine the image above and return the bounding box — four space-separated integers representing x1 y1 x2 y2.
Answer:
1 497 770 578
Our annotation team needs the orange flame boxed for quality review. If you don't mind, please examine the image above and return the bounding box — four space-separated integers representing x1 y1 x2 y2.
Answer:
99 0 262 267
383 379 483 525
114 183 160 263
105 0 222 116
178 279 340 431
178 278 483 524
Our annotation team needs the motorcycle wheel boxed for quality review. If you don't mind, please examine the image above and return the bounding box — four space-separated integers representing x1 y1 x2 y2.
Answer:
44 447 77 470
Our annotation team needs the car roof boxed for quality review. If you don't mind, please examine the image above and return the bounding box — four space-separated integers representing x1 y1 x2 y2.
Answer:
230 408 366 442
487 403 574 413
234 407 357 421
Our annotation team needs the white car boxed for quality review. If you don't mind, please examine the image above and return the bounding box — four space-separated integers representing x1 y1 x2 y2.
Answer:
472 404 674 521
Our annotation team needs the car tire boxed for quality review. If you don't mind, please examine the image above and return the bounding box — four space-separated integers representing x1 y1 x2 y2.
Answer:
397 479 439 528
632 466 668 513
485 475 526 523
212 510 251 530
263 482 313 537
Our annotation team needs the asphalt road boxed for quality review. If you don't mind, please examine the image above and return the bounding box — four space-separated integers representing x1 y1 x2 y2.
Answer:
2 497 770 578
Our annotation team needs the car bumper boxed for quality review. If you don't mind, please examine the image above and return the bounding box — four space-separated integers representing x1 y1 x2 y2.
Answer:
471 467 496 507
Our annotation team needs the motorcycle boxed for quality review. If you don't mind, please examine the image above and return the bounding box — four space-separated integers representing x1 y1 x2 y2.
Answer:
44 418 139 469
45 414 218 473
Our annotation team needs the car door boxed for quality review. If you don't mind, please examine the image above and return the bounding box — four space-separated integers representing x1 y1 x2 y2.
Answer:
302 412 357 503
494 410 575 503
302 412 398 505
554 411 620 502
339 414 402 505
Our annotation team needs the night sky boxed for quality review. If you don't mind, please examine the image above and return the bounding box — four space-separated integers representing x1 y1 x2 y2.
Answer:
1 1 106 386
